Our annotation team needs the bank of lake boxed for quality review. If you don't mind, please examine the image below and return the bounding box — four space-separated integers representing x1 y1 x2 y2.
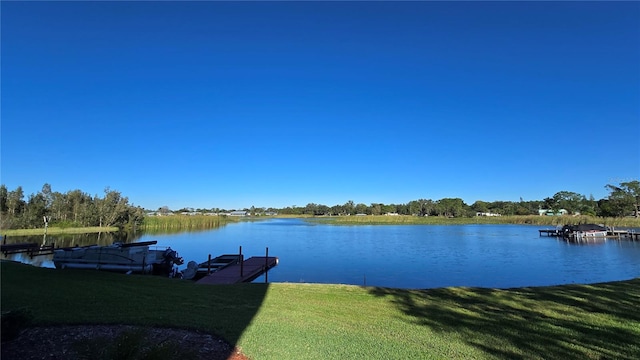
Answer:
3 214 639 237
1 260 638 359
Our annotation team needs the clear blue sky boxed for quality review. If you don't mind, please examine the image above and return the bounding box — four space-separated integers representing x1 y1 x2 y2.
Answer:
2 1 639 210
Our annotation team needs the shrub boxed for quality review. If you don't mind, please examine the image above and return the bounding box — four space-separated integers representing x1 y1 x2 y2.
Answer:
1 308 33 342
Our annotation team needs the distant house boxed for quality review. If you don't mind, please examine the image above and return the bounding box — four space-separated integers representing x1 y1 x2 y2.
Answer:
538 209 568 216
229 210 248 216
181 211 201 216
476 212 501 217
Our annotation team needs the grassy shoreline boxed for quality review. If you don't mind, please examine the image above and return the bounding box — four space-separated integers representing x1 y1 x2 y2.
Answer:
310 214 640 227
1 226 119 237
1 261 638 359
1 215 241 237
3 215 639 237
140 214 238 233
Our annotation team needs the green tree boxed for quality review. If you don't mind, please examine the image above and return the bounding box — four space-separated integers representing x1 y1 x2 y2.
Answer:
551 191 586 215
66 189 93 225
396 203 410 215
316 204 330 215
580 194 597 216
605 180 640 217
409 199 434 216
344 200 355 215
127 206 146 230
7 186 25 216
354 203 368 214
96 187 131 228
435 198 468 217
50 191 67 222
381 204 397 214
471 200 490 214
330 205 343 216
303 203 319 215
0 184 7 213
25 193 48 228
542 197 559 215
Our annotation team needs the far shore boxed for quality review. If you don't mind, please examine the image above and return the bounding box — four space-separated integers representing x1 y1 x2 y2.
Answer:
2 226 119 237
306 214 640 227
2 214 639 237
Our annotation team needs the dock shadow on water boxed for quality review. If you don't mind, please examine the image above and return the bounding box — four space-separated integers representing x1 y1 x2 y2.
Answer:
368 280 640 359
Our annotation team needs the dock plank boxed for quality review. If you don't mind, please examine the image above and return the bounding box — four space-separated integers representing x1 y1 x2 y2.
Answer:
1 242 55 256
196 256 278 285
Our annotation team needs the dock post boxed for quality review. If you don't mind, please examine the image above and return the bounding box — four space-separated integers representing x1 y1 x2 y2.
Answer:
240 246 243 277
207 254 212 274
2 235 6 245
265 247 269 283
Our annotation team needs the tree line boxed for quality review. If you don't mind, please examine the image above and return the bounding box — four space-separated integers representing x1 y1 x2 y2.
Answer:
0 184 145 230
1 181 638 230
271 181 640 218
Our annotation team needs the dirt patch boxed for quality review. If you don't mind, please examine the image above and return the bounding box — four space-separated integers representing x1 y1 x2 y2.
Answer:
0 324 249 360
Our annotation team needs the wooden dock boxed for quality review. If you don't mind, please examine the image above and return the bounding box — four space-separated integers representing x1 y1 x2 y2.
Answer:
196 256 279 285
539 229 640 240
608 229 640 240
1 242 55 257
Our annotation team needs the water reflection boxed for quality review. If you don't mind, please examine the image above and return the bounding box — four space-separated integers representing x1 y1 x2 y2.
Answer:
3 221 640 289
135 220 640 289
1 231 144 268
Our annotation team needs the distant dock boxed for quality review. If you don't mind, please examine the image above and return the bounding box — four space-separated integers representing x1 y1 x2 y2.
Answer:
196 256 279 285
539 229 561 237
539 228 640 241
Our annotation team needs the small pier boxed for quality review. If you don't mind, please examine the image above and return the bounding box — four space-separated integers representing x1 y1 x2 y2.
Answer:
539 228 640 240
1 242 55 257
608 229 640 240
198 254 242 274
539 229 561 237
196 256 279 285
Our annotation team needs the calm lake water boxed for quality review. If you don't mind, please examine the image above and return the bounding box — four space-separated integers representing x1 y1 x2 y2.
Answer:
5 218 640 289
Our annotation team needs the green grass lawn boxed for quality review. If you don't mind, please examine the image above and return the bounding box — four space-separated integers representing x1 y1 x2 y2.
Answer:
2 260 638 359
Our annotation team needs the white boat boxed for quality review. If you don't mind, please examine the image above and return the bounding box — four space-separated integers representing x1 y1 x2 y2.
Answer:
52 241 184 275
576 230 608 237
561 224 609 239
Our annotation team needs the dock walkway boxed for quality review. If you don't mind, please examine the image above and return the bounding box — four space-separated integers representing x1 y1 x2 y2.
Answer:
539 229 640 240
539 229 560 236
1 242 55 257
196 256 279 285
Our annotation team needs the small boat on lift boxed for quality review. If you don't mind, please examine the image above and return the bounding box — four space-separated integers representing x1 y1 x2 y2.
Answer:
561 224 609 238
52 241 184 276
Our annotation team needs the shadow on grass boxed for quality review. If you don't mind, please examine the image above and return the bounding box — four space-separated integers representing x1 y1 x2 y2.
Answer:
368 279 640 359
0 260 270 359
